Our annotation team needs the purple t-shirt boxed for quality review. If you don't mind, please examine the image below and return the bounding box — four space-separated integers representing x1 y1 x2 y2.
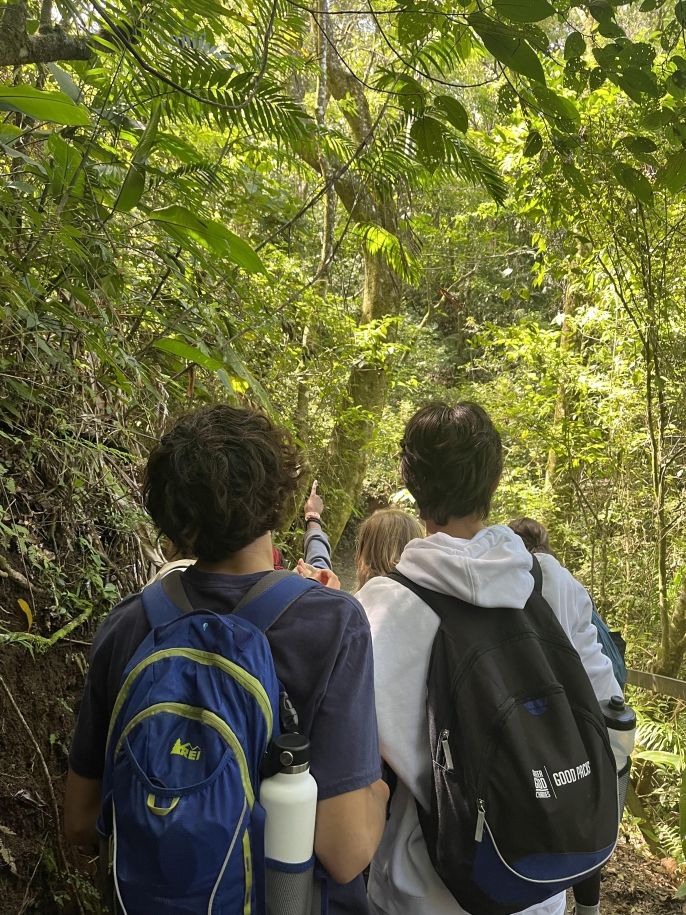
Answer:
70 566 382 913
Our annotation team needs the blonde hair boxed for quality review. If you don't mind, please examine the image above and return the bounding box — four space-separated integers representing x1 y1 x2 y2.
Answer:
356 509 424 589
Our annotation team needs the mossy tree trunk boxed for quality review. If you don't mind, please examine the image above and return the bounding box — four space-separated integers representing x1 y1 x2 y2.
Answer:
296 37 401 547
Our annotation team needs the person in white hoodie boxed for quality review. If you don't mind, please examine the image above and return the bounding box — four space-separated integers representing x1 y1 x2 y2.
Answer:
357 401 622 915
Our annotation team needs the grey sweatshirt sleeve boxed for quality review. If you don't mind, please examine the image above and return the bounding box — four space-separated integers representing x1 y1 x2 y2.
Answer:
304 525 333 570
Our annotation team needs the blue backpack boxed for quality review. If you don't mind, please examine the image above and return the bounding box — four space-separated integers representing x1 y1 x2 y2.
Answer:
591 604 627 689
99 568 316 915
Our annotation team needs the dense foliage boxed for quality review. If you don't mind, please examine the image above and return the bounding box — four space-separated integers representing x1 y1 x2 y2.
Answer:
2 0 686 906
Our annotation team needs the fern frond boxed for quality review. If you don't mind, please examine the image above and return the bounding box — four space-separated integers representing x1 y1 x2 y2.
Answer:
440 134 507 204
353 222 421 284
151 162 223 193
86 0 313 146
408 29 474 79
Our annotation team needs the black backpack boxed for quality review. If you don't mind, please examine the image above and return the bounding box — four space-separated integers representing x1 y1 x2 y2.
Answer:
388 556 618 915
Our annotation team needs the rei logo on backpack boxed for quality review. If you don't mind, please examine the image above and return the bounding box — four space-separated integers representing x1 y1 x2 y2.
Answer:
388 556 619 915
98 568 316 915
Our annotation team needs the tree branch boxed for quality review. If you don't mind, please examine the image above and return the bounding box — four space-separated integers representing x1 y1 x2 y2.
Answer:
0 1 92 65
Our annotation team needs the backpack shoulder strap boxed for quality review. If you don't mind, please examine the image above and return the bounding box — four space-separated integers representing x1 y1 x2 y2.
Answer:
142 567 318 633
530 553 543 593
390 558 544 616
233 570 318 633
387 569 434 603
386 569 470 620
141 568 195 629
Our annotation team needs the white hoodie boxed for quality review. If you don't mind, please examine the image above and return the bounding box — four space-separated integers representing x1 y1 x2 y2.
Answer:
357 525 621 915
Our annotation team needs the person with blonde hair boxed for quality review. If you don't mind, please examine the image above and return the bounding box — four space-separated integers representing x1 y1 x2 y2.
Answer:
355 508 425 589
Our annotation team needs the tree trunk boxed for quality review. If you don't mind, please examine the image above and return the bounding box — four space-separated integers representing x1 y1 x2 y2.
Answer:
319 248 398 547
289 28 402 547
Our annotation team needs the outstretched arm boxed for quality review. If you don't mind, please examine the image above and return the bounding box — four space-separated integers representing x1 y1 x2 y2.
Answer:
303 480 333 571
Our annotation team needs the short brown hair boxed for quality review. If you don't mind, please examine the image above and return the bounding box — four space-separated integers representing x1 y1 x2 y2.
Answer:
508 518 552 555
400 402 503 525
356 509 424 588
144 404 300 562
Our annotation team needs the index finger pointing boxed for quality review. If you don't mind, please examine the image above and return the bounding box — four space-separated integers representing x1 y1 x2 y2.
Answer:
311 479 318 495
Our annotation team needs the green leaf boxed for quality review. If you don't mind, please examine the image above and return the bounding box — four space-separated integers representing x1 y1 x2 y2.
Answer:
588 0 613 20
45 64 82 102
492 0 554 22
562 161 591 197
622 135 659 154
530 85 580 124
634 749 684 768
132 104 161 165
150 206 266 273
468 13 546 83
523 130 543 156
432 95 469 133
588 67 605 90
680 766 686 861
355 223 421 283
619 66 661 99
114 105 161 212
397 10 432 45
677 0 686 26
597 18 625 38
375 71 426 114
115 164 145 212
47 133 84 197
410 115 447 165
154 338 223 371
564 32 586 60
0 124 22 142
0 85 89 126
612 162 653 205
221 348 275 414
642 107 676 128
656 148 686 192
152 338 273 413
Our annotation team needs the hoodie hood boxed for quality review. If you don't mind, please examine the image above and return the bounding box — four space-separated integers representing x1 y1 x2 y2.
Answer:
395 524 535 609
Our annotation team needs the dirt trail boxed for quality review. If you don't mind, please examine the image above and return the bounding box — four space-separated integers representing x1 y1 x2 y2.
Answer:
595 839 685 914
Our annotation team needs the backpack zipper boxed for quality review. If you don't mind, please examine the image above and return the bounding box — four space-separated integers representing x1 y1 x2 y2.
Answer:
475 799 486 842
475 814 616 883
439 729 454 771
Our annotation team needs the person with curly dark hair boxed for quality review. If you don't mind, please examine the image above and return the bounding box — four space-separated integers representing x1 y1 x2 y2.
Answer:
143 405 300 562
65 404 388 913
357 401 622 915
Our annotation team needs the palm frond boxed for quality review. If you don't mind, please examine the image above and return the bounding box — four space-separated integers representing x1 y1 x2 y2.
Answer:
353 222 421 284
408 28 475 79
440 134 507 204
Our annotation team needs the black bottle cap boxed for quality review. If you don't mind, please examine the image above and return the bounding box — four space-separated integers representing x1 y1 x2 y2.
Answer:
600 696 636 731
274 733 310 771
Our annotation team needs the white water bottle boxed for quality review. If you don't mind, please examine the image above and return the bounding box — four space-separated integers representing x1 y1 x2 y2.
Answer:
261 733 318 915
600 695 636 817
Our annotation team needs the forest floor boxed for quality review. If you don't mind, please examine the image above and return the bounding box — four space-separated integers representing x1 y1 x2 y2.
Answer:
592 839 685 914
